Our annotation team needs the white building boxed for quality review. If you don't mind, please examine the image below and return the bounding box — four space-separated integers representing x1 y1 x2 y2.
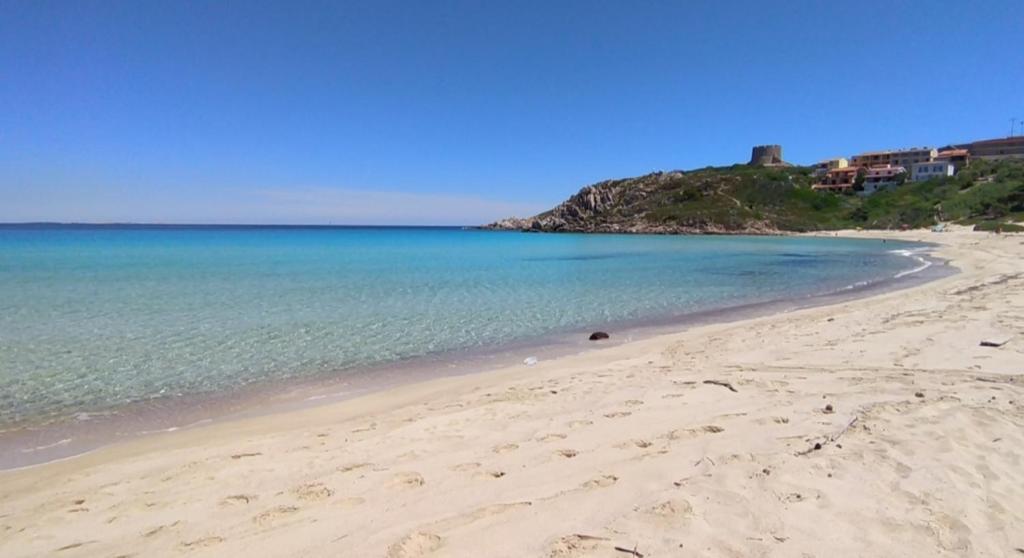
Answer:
911 160 955 182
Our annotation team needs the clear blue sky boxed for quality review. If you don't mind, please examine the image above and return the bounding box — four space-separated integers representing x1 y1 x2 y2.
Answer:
2 0 1022 224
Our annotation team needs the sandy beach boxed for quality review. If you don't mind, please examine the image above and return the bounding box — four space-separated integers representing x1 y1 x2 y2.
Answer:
1 228 1022 557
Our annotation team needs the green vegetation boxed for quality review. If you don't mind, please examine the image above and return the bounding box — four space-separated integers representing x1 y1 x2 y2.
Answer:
641 159 1024 231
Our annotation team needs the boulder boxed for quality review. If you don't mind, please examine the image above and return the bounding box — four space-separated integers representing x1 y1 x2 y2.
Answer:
588 331 610 341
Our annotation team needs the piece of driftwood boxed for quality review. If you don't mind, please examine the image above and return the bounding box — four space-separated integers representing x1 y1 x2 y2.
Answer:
796 416 858 456
980 335 1012 347
702 380 737 393
693 455 716 467
573 534 610 541
614 545 644 557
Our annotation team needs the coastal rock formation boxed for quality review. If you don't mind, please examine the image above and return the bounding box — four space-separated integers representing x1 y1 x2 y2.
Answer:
588 331 610 341
484 169 794 234
486 159 1024 233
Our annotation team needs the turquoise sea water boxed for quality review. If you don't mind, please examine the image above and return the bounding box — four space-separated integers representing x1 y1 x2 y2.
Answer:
0 225 924 431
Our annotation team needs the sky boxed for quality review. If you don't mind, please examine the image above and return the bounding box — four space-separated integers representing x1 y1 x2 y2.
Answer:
2 0 1022 225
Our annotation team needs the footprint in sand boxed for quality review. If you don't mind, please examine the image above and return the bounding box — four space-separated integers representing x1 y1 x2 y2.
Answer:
549 533 608 556
537 433 568 442
450 462 481 472
390 472 425 489
179 536 225 549
142 521 181 538
781 492 805 503
492 443 519 454
615 439 652 449
220 494 258 506
386 531 442 558
603 411 632 419
643 499 693 525
292 482 333 501
337 462 376 474
624 399 644 407
555 449 579 458
580 475 618 489
666 425 724 440
253 505 299 526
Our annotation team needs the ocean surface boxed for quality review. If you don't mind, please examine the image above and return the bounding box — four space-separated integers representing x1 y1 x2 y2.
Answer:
0 225 928 438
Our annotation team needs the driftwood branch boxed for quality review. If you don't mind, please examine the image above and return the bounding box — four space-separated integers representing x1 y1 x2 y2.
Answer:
702 380 738 393
614 545 644 557
796 416 858 456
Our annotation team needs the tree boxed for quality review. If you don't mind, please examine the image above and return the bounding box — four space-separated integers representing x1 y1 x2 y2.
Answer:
853 167 868 191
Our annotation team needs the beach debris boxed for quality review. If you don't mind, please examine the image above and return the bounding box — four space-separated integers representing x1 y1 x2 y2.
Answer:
614 545 644 557
693 455 716 467
702 379 738 393
523 356 538 366
230 452 262 460
823 404 834 414
797 416 858 456
980 335 1012 347
914 391 925 398
589 331 610 341
573 534 610 541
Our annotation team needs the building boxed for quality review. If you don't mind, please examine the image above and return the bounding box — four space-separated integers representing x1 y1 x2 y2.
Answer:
890 147 937 169
850 150 893 169
955 137 1024 161
851 147 935 169
934 148 970 171
813 167 859 192
911 160 955 182
812 157 849 177
860 165 906 195
749 144 786 166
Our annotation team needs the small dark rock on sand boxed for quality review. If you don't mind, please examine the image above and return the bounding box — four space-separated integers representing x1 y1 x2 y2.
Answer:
589 331 610 341
824 404 834 414
914 392 924 398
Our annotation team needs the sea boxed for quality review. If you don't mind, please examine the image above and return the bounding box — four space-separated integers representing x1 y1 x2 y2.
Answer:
0 224 942 467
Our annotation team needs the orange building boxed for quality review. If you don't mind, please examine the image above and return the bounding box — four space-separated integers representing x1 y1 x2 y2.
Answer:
813 167 859 192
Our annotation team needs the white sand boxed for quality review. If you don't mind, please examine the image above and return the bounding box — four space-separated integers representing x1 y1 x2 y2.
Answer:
2 228 1022 557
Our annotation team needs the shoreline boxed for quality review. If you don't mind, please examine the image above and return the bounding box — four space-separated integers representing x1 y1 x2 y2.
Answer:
2 227 1022 557
0 239 949 471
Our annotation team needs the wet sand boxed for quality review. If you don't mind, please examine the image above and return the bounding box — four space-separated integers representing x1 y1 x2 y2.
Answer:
1 227 1022 557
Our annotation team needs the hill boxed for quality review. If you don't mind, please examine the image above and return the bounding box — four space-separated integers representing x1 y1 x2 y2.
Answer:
485 160 1024 234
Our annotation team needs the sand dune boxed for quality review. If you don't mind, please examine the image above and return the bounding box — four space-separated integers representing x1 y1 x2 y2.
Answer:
1 228 1022 557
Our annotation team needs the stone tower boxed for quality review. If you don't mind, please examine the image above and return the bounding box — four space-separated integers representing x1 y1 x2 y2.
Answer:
749 144 784 166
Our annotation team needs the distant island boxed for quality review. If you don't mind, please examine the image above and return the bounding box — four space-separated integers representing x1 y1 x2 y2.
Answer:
486 139 1024 234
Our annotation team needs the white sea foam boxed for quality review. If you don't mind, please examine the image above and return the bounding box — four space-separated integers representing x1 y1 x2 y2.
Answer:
889 248 933 278
20 438 72 453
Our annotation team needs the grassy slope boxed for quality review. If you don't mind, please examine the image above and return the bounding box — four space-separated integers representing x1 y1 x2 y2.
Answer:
638 160 1024 231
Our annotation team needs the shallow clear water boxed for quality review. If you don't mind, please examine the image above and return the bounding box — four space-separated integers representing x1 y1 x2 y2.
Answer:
0 225 921 428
